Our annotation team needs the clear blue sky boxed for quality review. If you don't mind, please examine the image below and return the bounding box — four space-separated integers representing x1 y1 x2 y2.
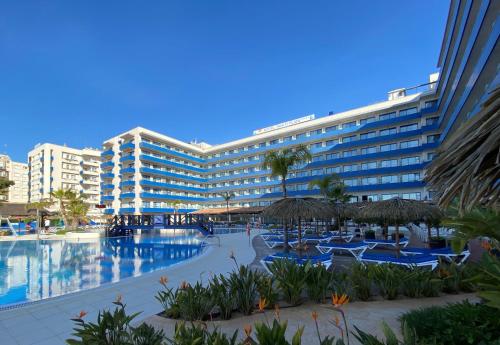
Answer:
0 0 449 162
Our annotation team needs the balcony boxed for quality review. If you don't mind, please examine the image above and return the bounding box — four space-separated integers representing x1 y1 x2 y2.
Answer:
140 179 206 192
101 149 114 157
120 142 135 151
101 195 115 201
140 207 197 213
139 154 207 173
104 208 114 215
120 155 135 163
102 184 114 190
139 142 205 163
119 180 135 188
100 172 115 179
119 208 135 214
140 192 206 202
120 193 135 199
139 167 207 183
101 161 114 170
120 167 135 174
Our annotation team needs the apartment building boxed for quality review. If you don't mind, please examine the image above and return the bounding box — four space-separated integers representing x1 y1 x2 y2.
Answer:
28 143 103 219
0 154 29 203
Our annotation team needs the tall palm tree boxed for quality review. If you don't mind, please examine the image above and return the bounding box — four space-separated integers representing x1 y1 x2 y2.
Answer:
262 144 311 249
218 192 235 223
308 174 342 199
50 189 86 229
261 144 312 198
66 200 90 228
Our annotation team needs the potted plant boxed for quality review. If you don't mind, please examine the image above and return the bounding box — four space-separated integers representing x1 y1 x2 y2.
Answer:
364 229 376 239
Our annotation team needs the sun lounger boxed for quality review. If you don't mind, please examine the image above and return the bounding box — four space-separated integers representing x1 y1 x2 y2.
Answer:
401 247 470 264
263 237 299 249
260 253 333 274
360 253 438 270
364 238 409 249
316 242 368 258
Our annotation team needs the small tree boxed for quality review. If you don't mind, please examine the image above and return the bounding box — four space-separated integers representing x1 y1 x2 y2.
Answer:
217 192 235 223
51 189 88 229
26 199 53 236
0 177 14 203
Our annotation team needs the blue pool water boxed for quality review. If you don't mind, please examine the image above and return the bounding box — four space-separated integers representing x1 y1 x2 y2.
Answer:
0 230 205 307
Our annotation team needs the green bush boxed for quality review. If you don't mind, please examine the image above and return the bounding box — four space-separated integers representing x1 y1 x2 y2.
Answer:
257 275 279 309
210 274 236 320
167 322 238 345
176 282 215 321
305 263 335 303
371 264 401 300
330 271 352 297
268 259 308 306
228 265 261 315
253 319 304 345
156 286 182 318
400 266 441 298
400 300 500 345
349 262 373 301
437 261 476 294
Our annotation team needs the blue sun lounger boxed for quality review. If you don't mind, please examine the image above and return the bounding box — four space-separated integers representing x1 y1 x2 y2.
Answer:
401 247 470 264
364 238 409 249
260 252 333 274
360 253 438 270
315 242 368 259
263 236 299 249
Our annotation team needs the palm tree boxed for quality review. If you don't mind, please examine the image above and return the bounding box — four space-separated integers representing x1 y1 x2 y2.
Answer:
262 144 312 198
218 192 235 223
50 189 86 229
26 199 53 236
262 144 311 249
66 199 90 229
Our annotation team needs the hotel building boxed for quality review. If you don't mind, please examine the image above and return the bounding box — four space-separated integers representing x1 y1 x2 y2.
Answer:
101 0 499 216
0 154 29 203
28 143 103 219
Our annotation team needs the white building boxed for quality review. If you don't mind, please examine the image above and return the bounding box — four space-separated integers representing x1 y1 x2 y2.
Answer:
0 154 29 203
28 143 103 220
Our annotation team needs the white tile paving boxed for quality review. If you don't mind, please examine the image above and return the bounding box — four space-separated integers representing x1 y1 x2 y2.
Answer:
0 232 258 345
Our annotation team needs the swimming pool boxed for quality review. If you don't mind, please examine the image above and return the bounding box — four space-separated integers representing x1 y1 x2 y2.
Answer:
0 229 205 308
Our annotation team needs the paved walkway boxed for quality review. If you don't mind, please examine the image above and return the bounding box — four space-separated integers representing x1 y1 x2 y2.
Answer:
146 293 477 344
0 231 258 345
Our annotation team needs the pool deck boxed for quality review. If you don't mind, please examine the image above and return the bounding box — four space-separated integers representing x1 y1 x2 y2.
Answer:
0 231 258 345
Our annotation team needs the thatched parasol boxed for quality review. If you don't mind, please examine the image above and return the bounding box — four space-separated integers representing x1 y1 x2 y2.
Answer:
262 197 332 249
425 86 500 214
359 198 442 255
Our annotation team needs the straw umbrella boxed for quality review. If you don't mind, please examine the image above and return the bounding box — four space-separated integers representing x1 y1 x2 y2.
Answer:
262 197 332 250
359 198 440 255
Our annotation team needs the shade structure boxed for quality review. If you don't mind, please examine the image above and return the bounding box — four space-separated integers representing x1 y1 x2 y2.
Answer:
262 197 333 221
425 86 500 213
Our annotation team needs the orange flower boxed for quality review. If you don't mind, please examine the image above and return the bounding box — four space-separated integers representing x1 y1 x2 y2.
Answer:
311 311 318 321
258 297 268 312
274 304 280 319
77 310 87 319
159 276 168 286
180 281 189 289
481 241 492 252
332 293 349 307
244 324 252 337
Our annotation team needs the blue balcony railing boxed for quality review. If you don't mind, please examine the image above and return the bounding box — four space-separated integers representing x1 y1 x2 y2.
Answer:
100 173 114 179
101 149 114 157
120 155 135 162
100 161 114 169
120 142 135 151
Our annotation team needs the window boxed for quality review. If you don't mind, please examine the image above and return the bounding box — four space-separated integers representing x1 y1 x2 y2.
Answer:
400 123 418 132
382 193 398 200
326 166 341 174
427 152 436 161
400 140 419 149
326 153 339 160
361 162 377 170
283 136 292 142
380 143 397 152
325 125 337 132
427 135 439 143
361 146 377 155
402 192 421 200
314 142 323 148
344 178 358 186
342 135 357 143
311 169 323 176
343 121 356 129
425 117 439 126
380 127 397 136
401 173 420 182
312 155 324 162
296 133 307 140
326 139 338 146
379 112 396 121
401 156 420 166
360 131 376 140
315 129 323 135
381 159 398 168
343 149 357 157
381 175 398 184
360 117 376 125
343 164 358 172
361 177 377 185
424 100 437 109
399 107 418 116
366 194 379 201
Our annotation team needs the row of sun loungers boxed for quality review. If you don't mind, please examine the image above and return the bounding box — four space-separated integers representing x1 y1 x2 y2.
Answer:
261 232 355 248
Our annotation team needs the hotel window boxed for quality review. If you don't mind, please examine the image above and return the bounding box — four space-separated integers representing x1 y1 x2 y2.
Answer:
427 134 439 143
314 142 323 148
426 117 439 125
315 129 323 135
326 153 339 160
361 146 377 155
296 133 307 140
381 159 398 168
259 142 266 148
361 177 377 185
400 140 419 149
360 131 376 140
381 175 398 184
402 192 421 200
401 173 420 182
380 143 397 152
343 149 357 157
427 152 436 161
325 125 337 132
344 178 358 186
399 107 418 116
343 164 358 172
343 121 356 129
326 166 341 174
400 123 418 132
312 155 324 162
365 194 379 201
360 116 376 125
361 161 377 170
379 112 396 121
270 139 278 145
424 100 437 109
326 139 337 146
297 184 308 191
381 193 399 200
380 127 397 136
283 136 292 142
312 169 323 176
401 156 420 166
342 135 357 143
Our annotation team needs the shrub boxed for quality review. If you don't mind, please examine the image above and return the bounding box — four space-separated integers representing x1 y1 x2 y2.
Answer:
330 271 352 297
167 322 238 345
156 286 182 319
176 282 215 321
252 319 304 345
349 262 372 301
371 264 401 300
67 299 165 345
209 274 236 320
400 266 441 298
437 261 472 294
400 300 500 345
305 263 335 303
228 265 261 315
257 275 279 309
268 259 308 306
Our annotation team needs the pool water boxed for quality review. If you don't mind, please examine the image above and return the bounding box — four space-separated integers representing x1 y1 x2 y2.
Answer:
0 229 205 307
